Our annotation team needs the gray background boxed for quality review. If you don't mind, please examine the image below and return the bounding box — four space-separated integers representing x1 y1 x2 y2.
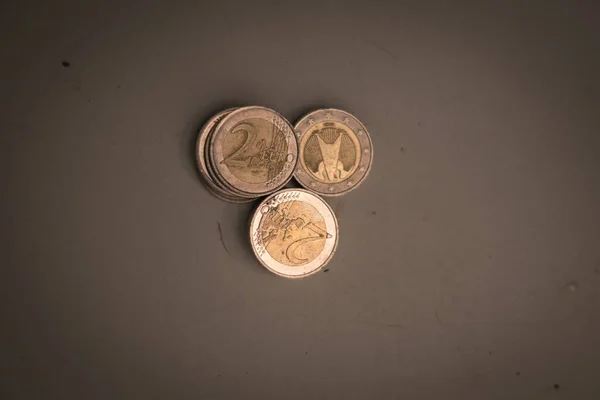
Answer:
2 1 599 399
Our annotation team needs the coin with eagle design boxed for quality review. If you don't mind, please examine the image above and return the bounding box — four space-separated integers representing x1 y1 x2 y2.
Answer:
294 109 373 196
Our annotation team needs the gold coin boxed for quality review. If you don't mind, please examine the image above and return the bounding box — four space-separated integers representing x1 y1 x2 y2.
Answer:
210 106 298 197
250 189 339 278
294 109 373 196
204 110 260 199
196 108 252 203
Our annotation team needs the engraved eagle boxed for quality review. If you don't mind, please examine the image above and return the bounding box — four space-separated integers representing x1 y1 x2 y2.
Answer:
303 125 356 182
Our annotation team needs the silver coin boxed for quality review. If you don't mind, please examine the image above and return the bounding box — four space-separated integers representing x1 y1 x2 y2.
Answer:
294 108 373 196
250 189 339 278
210 106 298 197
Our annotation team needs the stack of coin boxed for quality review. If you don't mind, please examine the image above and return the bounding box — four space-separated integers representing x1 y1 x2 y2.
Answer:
196 106 299 202
196 106 373 279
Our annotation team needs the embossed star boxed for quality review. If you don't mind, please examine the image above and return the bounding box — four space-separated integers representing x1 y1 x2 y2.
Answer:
328 186 335 192
364 148 370 154
295 130 302 136
358 129 364 135
325 112 333 119
358 166 366 173
346 180 353 187
310 182 317 188
307 118 315 125
342 117 350 123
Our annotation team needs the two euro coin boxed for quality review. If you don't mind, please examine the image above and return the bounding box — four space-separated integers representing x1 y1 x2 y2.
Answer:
196 106 298 202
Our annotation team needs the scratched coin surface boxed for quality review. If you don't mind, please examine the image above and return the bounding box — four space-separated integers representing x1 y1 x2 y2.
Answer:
250 189 339 278
210 106 298 196
294 109 373 196
196 108 253 203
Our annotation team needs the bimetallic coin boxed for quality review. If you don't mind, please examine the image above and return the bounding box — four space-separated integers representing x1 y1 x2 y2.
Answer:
204 110 260 199
294 109 373 196
250 189 339 278
196 108 252 203
210 106 298 197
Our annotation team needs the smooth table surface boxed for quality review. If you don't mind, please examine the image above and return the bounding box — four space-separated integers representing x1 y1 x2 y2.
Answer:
2 1 599 399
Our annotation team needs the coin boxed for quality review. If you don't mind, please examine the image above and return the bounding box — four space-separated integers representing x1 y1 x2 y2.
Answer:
196 108 253 203
294 109 373 196
210 106 298 197
250 189 339 278
203 109 259 199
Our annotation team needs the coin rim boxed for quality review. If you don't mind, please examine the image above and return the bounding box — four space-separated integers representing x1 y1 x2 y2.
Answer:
293 108 373 196
210 106 298 196
249 188 339 279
